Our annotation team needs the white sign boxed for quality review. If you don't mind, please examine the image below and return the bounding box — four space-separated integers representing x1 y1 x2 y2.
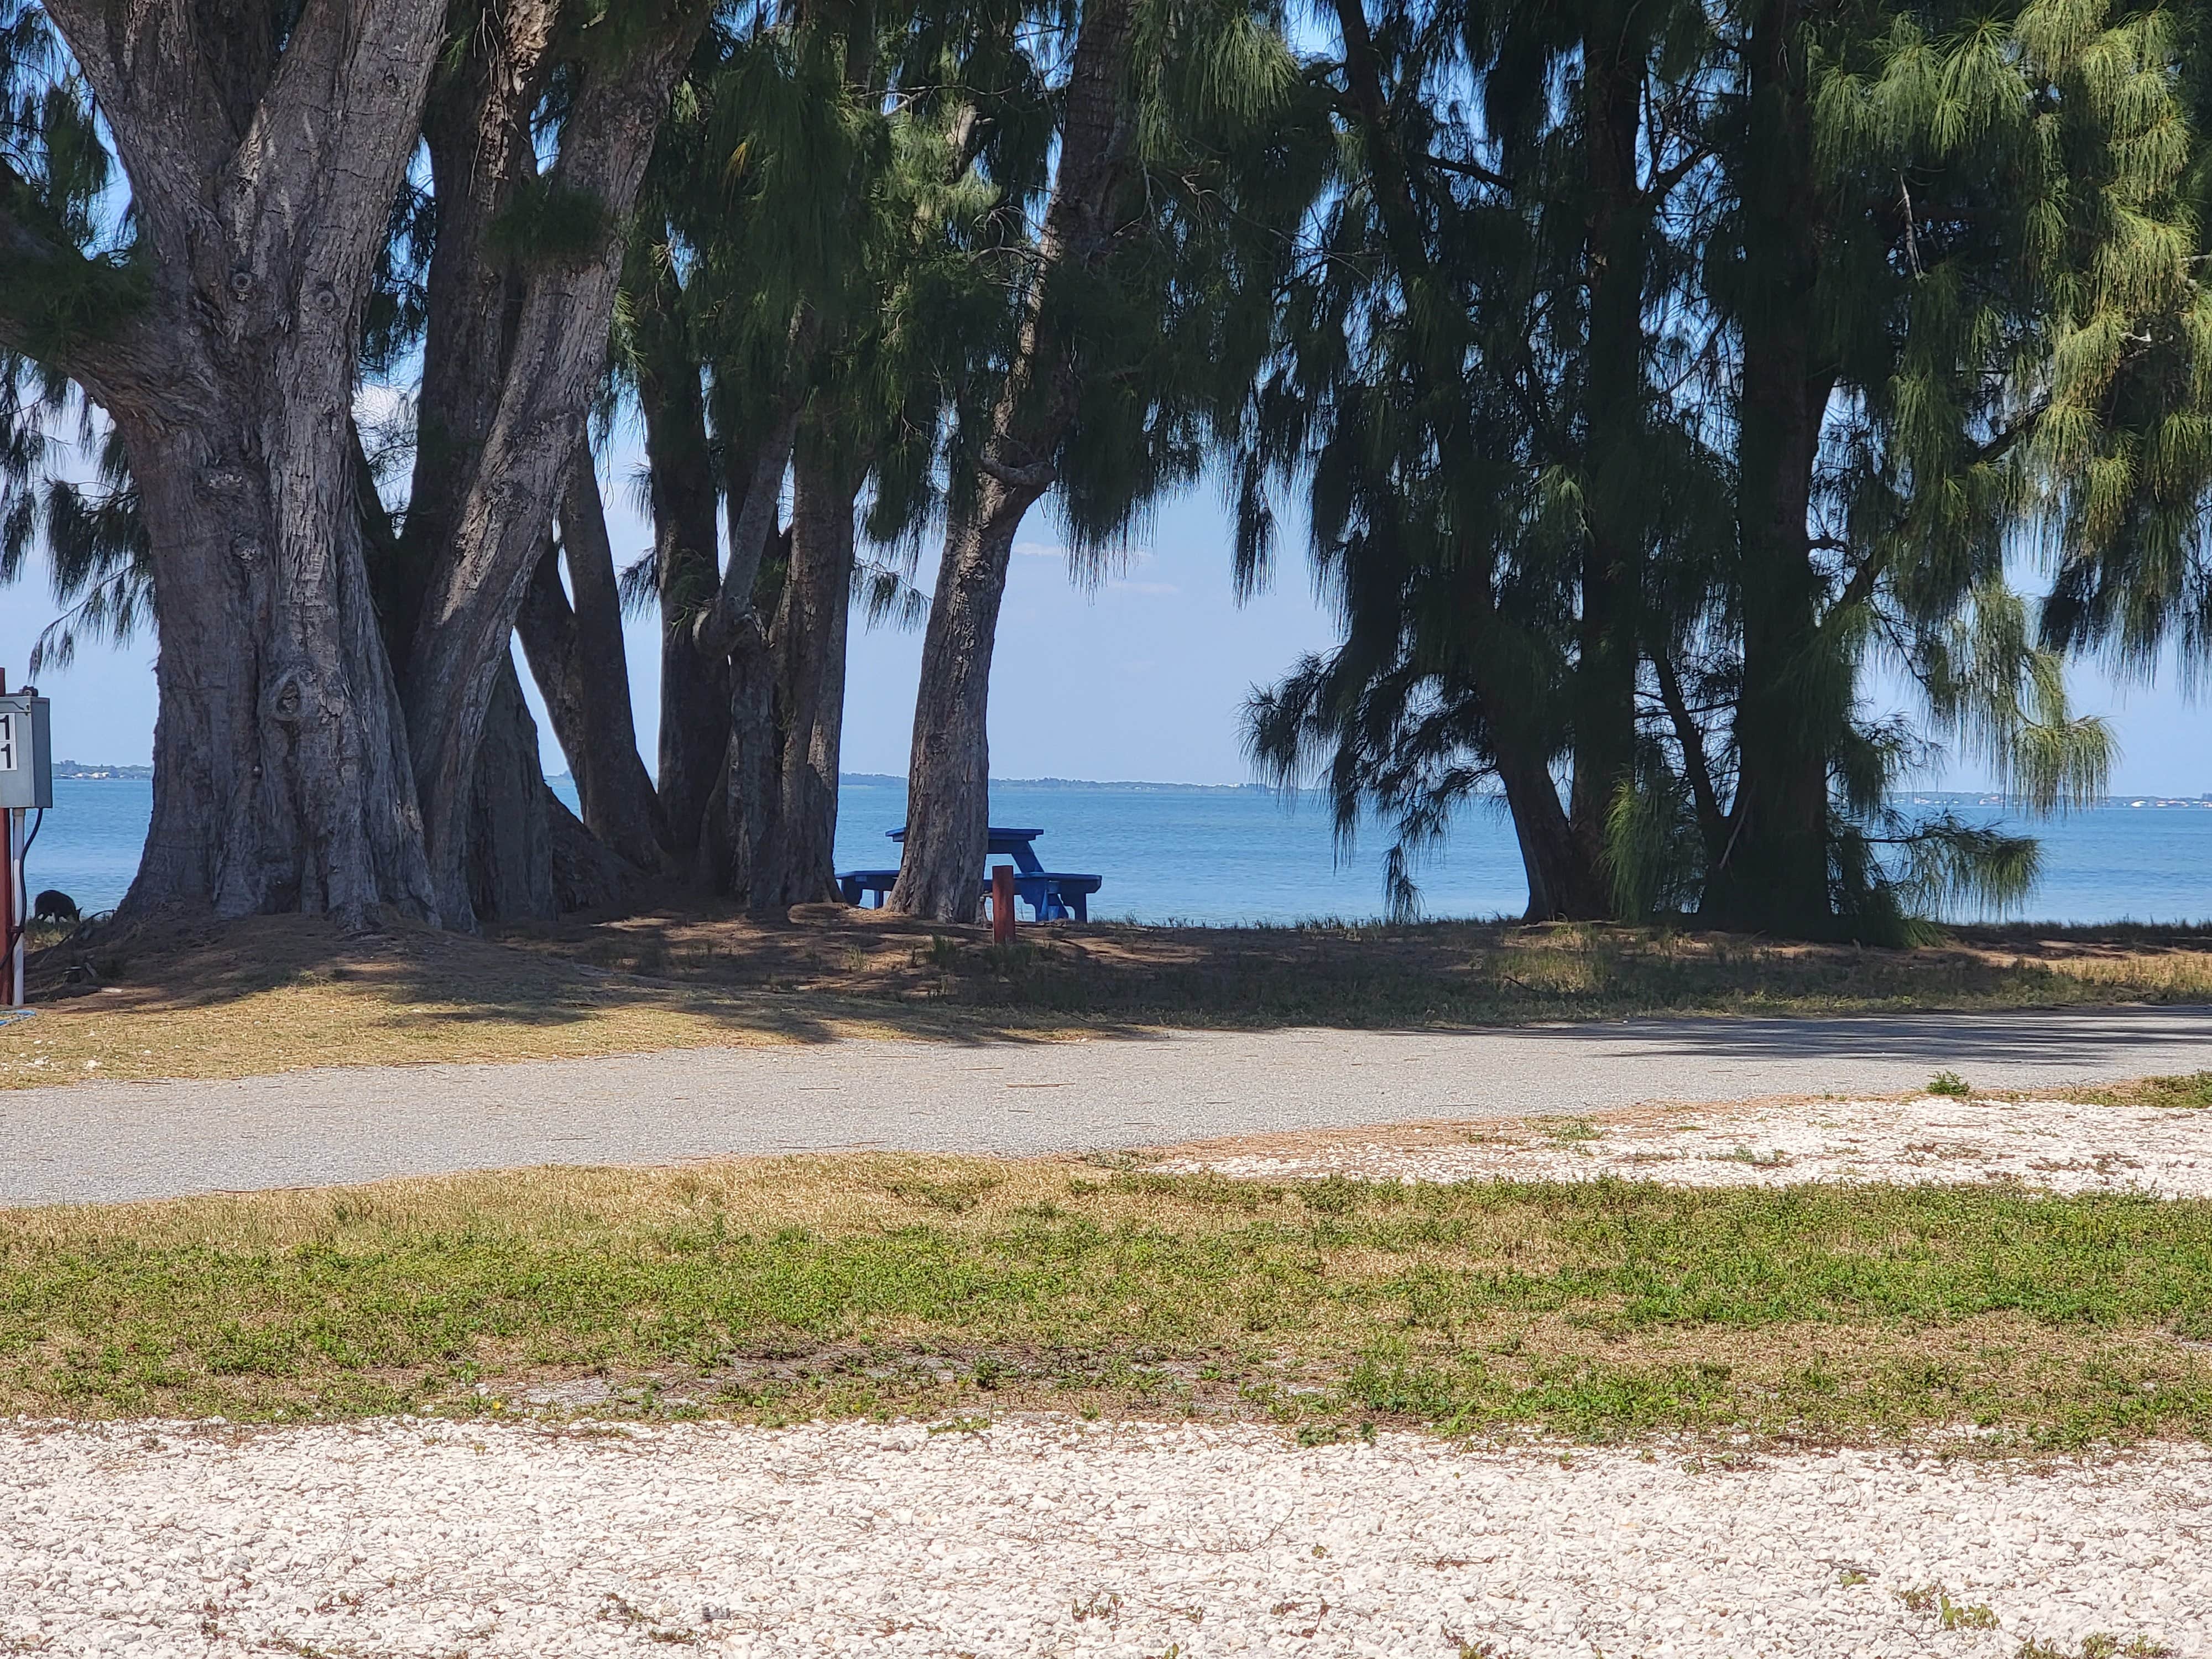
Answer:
0 711 13 772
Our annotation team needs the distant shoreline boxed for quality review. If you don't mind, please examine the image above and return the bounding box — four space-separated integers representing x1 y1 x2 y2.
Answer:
834 773 1275 794
51 769 2212 807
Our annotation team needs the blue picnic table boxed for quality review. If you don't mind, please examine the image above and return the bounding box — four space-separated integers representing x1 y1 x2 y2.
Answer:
838 827 1103 921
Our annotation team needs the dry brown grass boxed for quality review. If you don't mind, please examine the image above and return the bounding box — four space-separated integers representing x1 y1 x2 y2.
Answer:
1 913 953 1089
8 906 2212 1090
0 1148 1070 1249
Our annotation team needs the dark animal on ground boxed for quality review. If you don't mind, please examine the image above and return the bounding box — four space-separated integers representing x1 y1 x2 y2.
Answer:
32 890 78 924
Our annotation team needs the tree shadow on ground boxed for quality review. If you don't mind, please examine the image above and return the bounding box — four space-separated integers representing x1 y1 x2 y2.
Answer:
488 903 2212 1029
15 908 1173 1079
17 905 2212 1083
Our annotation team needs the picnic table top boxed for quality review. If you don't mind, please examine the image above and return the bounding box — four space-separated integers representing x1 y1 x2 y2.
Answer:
885 826 1053 873
885 826 1044 843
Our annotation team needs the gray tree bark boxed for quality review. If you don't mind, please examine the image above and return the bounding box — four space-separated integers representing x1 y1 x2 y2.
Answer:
632 262 732 868
468 640 638 917
1564 25 1651 915
761 446 862 909
466 654 557 924
888 497 1024 922
10 0 448 926
516 445 670 874
549 789 643 912
398 0 711 929
722 617 779 907
701 394 807 907
888 0 1141 920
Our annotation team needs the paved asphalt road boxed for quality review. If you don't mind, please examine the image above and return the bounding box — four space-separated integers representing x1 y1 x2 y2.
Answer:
4 1006 2210 1206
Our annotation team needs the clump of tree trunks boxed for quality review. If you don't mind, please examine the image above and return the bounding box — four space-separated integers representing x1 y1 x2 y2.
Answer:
2 0 2211 941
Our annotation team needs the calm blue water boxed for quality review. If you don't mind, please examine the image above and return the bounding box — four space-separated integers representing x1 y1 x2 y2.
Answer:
23 775 2212 925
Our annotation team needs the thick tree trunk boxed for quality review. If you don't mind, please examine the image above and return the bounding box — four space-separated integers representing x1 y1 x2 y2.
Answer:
1465 604 1606 922
762 450 861 908
891 498 1030 920
20 0 448 926
708 410 806 905
634 274 732 866
692 755 735 894
123 417 438 925
889 0 1139 920
391 0 559 659
1566 24 1649 903
1493 745 1590 924
1702 0 1839 935
516 447 670 872
398 2 709 929
466 654 557 924
723 622 779 905
549 789 642 912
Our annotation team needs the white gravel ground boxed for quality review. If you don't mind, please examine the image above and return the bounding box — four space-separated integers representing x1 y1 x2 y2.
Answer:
1156 1091 2212 1197
0 1417 2203 1658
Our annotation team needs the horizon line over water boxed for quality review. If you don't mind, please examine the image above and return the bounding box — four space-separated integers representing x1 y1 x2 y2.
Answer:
53 758 2212 807
22 774 2212 926
845 772 2212 807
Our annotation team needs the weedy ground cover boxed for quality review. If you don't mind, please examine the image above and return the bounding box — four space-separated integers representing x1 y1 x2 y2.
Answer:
4 1154 2209 1444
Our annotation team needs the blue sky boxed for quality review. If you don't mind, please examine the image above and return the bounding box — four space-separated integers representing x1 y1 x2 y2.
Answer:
5 466 2211 794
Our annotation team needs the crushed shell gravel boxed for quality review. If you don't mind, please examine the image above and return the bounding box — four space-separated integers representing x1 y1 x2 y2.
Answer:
1 1417 2205 1657
1156 1092 2212 1196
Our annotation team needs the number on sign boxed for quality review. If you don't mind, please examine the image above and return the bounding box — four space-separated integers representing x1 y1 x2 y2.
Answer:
0 711 13 771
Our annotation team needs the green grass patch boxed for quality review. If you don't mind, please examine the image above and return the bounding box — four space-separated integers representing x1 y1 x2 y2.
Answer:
4 1157 2211 1443
2070 1071 2212 1110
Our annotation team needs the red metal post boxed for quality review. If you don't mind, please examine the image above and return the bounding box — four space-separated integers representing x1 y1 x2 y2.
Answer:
2 809 15 1009
992 864 1016 946
1 665 12 1008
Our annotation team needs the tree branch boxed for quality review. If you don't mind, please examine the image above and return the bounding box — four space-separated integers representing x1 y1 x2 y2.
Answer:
0 192 158 405
1423 151 1512 191
1330 0 1432 284
978 452 1058 491
700 306 817 654
1640 143 1714 207
1652 645 1726 855
945 102 993 182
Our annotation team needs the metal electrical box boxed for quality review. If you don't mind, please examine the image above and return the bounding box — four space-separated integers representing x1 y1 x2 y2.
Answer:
0 693 52 809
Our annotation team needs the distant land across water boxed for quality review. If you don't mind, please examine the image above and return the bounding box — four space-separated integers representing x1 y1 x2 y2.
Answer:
24 771 2212 926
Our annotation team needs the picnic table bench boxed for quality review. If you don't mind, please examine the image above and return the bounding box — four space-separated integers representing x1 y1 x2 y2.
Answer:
838 826 1103 922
